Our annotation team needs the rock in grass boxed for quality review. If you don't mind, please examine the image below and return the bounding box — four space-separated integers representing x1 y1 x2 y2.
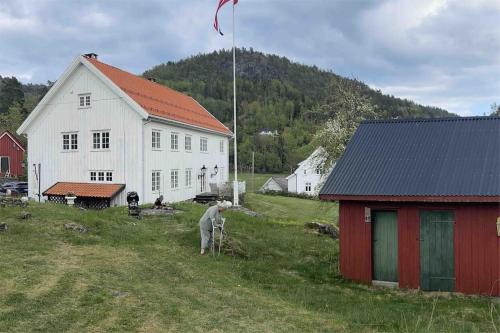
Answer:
20 211 32 220
304 222 339 239
0 223 7 231
64 223 88 233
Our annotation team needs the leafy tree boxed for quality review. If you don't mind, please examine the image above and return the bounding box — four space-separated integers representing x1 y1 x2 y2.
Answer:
490 103 500 116
312 78 376 168
0 77 24 114
0 103 26 142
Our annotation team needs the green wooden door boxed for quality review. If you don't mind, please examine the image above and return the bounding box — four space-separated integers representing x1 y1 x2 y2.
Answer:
420 211 455 291
372 211 398 282
0 157 9 173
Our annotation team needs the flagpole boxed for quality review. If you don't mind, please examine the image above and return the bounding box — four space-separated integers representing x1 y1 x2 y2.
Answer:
232 1 239 206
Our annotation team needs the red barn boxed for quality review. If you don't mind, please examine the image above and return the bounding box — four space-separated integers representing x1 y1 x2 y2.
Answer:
320 117 500 296
0 130 25 177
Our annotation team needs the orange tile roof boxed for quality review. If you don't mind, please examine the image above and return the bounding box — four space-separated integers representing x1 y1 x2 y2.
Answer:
43 182 125 199
86 57 231 135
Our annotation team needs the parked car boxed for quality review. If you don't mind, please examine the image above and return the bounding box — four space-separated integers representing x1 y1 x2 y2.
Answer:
0 181 28 195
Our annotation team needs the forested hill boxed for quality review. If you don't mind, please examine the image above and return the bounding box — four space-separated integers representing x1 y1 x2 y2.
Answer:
0 49 454 173
144 48 454 172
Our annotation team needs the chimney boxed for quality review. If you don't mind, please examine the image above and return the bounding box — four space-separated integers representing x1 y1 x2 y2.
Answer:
83 53 98 60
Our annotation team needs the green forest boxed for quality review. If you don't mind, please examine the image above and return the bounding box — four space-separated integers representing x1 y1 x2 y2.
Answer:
0 48 462 173
144 48 454 172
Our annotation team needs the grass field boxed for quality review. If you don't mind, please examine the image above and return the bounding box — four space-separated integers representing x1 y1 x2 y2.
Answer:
0 195 498 332
232 172 287 193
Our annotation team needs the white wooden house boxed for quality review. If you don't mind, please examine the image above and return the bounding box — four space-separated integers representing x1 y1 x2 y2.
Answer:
17 54 231 207
286 148 331 196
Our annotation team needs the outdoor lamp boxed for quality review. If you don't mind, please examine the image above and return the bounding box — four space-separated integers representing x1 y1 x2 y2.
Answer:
211 165 219 177
201 165 207 174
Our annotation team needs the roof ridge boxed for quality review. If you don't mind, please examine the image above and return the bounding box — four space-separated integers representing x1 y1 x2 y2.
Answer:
85 57 231 135
88 57 191 98
362 116 500 124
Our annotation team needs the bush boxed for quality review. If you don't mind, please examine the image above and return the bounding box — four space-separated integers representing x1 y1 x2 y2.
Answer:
259 190 319 200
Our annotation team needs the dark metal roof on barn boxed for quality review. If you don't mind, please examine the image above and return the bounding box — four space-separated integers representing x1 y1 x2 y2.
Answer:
320 116 500 200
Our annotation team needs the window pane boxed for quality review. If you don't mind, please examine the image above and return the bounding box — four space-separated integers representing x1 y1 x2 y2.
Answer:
93 132 100 149
102 132 109 149
171 170 178 188
90 172 96 181
79 96 85 107
185 136 191 150
71 133 78 150
171 133 178 150
106 172 112 181
85 95 91 106
152 131 161 149
200 138 207 152
63 134 69 150
98 171 104 181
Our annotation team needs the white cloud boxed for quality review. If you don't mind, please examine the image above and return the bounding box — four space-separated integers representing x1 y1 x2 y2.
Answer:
0 0 498 116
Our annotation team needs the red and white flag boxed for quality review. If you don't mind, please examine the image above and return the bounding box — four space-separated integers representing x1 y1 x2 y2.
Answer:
213 0 238 35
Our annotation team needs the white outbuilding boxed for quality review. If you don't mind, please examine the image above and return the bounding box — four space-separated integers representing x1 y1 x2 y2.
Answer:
259 177 288 193
17 54 231 207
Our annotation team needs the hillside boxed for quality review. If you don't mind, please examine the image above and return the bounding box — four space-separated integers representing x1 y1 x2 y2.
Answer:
144 48 454 172
1 50 455 173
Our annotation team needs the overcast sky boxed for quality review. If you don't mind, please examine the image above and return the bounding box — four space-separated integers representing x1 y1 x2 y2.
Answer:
1 0 499 116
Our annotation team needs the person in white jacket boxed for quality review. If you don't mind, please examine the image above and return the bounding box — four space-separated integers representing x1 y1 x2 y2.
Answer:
199 200 232 255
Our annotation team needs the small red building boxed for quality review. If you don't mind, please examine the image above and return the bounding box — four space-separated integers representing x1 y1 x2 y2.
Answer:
320 117 499 296
0 130 25 177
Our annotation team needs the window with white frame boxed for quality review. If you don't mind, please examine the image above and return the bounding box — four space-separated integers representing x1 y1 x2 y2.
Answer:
78 93 91 108
90 170 113 182
315 166 322 175
303 169 307 175
171 170 179 189
152 171 161 192
219 140 224 153
200 137 208 152
305 182 312 192
92 131 110 150
152 130 161 149
185 169 192 187
62 132 78 151
171 133 179 150
185 135 192 151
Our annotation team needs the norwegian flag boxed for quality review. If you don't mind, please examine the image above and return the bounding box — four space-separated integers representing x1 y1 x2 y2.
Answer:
213 0 238 35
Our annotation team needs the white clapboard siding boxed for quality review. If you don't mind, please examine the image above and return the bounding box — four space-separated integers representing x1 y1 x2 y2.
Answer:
143 121 229 203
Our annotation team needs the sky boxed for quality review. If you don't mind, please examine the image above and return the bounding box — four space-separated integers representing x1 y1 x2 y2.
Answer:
0 0 499 116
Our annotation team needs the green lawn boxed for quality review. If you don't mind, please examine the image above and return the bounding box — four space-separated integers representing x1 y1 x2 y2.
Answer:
0 198 498 332
231 172 288 193
246 193 338 225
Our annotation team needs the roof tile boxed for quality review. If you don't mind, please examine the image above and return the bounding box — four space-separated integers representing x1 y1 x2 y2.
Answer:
320 116 500 198
43 182 125 198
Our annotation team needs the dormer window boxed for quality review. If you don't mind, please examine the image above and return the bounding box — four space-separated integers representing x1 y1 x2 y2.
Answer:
79 93 91 108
